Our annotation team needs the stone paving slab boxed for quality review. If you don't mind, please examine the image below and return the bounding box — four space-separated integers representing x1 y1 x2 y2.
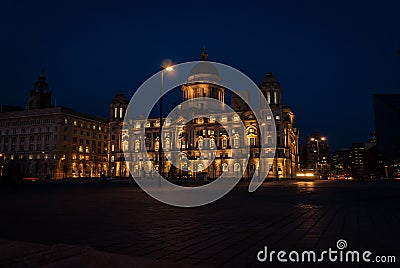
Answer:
0 240 194 267
0 180 400 267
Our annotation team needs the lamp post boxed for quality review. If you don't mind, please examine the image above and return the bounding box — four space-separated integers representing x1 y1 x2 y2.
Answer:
0 153 3 177
159 65 173 178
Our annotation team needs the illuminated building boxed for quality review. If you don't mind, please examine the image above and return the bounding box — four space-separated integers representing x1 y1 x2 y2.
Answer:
121 51 300 179
300 132 330 176
0 72 109 179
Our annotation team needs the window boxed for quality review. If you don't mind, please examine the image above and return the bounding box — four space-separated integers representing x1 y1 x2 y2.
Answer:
65 119 68 124
120 107 123 118
111 144 115 152
234 135 240 148
276 115 280 120
74 121 77 126
210 138 215 149
114 108 118 119
222 163 228 172
134 140 140 152
198 138 203 150
222 137 228 149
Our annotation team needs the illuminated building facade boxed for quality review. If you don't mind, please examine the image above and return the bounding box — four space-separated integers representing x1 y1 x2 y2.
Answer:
121 51 300 179
0 72 109 179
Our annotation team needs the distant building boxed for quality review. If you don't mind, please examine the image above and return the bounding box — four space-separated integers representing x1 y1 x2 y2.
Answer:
373 94 400 177
300 132 330 176
331 133 378 179
331 148 352 177
0 72 109 179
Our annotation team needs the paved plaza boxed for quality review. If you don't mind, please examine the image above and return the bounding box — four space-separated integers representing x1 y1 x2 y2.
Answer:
0 180 399 267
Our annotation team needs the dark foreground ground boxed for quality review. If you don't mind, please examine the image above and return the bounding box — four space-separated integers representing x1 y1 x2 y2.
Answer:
0 179 400 267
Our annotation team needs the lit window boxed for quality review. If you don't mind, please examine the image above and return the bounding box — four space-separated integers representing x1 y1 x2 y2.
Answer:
111 156 115 162
209 116 215 123
222 137 228 149
267 115 272 120
198 138 203 150
234 135 240 148
233 115 240 121
210 138 215 149
134 140 140 152
221 115 227 122
111 144 115 152
65 119 68 124
114 108 118 119
74 121 77 126
120 108 123 118
154 140 159 151
79 146 83 152
222 163 228 172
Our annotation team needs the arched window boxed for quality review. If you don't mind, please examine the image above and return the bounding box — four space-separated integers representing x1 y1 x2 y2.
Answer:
222 163 228 172
234 134 240 148
165 137 171 151
222 136 228 149
198 137 204 150
234 163 241 173
210 138 215 149
154 140 159 151
198 163 204 172
134 140 140 152
123 141 129 152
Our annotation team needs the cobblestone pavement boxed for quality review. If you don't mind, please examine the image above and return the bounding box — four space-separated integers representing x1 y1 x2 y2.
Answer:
0 180 399 267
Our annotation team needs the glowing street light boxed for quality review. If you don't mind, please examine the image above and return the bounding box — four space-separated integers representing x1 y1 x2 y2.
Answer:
159 63 173 178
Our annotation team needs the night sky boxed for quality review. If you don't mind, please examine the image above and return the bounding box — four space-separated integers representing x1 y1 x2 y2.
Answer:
1 0 400 151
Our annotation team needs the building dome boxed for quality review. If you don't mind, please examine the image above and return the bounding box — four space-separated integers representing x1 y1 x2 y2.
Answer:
260 72 279 86
187 51 221 84
112 91 128 105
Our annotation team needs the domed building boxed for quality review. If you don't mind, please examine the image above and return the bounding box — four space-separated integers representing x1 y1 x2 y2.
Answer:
122 51 300 179
181 50 225 112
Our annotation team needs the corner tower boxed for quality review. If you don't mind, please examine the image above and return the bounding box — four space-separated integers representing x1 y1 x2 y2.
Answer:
27 71 52 109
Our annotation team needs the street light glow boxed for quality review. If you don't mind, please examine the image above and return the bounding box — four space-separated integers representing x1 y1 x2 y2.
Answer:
165 66 173 71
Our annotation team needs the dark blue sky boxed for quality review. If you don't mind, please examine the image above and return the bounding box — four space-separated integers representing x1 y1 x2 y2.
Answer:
1 0 400 151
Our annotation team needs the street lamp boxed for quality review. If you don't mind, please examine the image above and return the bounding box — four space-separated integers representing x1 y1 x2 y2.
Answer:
159 64 173 178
